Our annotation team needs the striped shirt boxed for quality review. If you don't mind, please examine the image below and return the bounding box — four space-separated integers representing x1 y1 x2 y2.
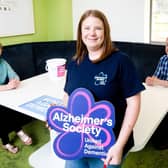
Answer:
153 55 168 80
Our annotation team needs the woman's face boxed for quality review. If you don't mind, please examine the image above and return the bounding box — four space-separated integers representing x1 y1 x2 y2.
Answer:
81 16 104 52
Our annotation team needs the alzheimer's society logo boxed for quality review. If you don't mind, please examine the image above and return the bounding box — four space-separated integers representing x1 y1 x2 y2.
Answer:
47 88 115 160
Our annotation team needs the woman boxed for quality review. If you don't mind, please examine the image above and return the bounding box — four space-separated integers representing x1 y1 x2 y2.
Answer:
0 43 32 154
63 10 145 168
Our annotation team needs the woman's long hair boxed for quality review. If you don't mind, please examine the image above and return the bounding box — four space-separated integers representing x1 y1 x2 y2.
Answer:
73 9 118 64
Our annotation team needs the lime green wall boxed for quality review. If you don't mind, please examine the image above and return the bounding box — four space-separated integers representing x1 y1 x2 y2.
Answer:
47 0 73 41
0 0 73 46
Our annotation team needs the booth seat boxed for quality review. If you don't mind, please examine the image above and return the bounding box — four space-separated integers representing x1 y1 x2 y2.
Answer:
3 40 165 82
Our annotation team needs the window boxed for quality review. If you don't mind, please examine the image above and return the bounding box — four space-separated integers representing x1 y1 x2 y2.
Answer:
150 0 168 43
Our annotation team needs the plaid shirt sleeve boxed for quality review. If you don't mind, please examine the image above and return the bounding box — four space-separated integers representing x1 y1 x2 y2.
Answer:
153 55 168 80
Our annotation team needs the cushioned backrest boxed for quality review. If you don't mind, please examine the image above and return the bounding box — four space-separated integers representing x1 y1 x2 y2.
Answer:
2 43 36 80
131 43 165 82
114 41 133 57
114 41 165 82
2 41 165 82
32 41 76 75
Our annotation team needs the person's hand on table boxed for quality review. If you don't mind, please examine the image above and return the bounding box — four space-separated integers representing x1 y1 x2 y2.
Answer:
145 76 154 86
7 79 20 89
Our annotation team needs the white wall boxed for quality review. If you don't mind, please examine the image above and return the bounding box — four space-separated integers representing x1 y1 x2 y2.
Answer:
0 0 34 37
72 0 150 43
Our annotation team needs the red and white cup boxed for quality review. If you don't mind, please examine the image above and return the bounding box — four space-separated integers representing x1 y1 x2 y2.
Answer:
45 58 66 81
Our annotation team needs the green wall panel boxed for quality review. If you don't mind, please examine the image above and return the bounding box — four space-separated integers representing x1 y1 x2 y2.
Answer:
47 0 73 41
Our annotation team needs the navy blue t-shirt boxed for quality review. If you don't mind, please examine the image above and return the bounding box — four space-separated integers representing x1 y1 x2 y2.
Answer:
64 50 145 154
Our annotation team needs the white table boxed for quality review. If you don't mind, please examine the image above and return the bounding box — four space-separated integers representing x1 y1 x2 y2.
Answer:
0 74 168 167
29 141 65 168
0 73 65 121
131 84 168 152
0 73 66 167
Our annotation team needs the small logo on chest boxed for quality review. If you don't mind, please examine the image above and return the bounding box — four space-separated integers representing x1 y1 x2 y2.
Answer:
94 72 108 86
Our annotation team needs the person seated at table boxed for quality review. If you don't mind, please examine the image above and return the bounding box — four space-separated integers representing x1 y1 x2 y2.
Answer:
145 37 168 150
0 42 32 154
145 37 168 87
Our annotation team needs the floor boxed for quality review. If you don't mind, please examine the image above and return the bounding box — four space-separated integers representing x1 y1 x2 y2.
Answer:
0 120 167 168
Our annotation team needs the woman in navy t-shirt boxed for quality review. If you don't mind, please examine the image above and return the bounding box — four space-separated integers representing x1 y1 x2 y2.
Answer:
64 10 145 168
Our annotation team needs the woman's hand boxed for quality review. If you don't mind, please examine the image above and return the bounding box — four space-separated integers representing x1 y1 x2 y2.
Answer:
104 144 123 166
45 121 52 131
7 79 20 89
45 103 56 130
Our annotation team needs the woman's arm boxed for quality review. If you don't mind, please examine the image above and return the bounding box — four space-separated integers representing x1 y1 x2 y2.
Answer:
0 84 9 91
5 61 20 81
105 93 141 165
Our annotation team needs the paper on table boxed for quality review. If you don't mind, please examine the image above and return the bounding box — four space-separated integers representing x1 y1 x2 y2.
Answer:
19 95 63 117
